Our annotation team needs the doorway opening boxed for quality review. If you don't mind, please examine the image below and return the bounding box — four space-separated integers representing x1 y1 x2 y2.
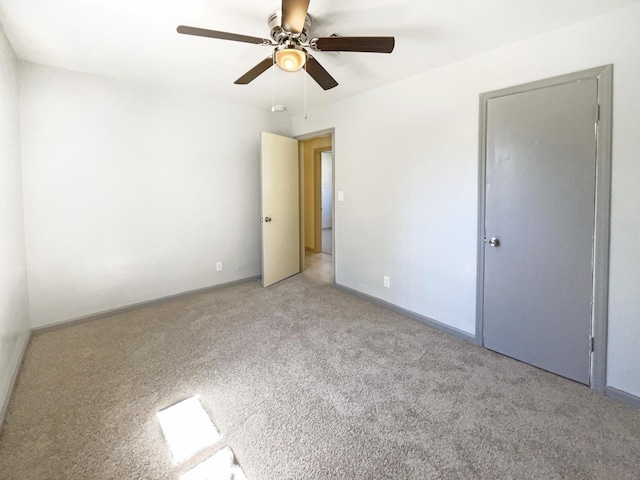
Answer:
298 132 334 284
321 151 333 256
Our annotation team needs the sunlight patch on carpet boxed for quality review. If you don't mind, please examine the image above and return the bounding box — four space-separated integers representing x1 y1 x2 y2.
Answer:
157 396 222 464
180 446 248 480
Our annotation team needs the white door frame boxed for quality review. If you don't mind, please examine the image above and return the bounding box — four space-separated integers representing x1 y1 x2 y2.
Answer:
475 65 613 393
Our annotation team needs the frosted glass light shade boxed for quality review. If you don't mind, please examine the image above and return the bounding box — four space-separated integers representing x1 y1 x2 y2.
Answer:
276 48 306 72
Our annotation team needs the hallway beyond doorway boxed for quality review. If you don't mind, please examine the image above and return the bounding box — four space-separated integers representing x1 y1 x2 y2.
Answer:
322 228 332 255
303 251 332 284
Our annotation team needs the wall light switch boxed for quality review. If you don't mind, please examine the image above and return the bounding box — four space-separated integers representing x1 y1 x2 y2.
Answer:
338 191 344 202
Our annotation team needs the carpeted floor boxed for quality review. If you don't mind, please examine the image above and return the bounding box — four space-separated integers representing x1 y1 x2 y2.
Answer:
1 274 639 479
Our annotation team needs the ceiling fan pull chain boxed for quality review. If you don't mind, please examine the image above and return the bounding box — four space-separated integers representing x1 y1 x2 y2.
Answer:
304 59 308 120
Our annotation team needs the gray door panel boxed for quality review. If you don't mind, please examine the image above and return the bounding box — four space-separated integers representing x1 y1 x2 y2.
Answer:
483 79 597 385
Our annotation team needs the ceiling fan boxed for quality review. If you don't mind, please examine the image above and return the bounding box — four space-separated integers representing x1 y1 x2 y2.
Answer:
176 0 395 90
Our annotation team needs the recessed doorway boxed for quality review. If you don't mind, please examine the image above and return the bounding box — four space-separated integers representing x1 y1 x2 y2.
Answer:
298 132 334 285
321 150 333 255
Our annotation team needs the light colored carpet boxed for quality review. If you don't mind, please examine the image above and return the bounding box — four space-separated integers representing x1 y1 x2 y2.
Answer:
1 274 639 479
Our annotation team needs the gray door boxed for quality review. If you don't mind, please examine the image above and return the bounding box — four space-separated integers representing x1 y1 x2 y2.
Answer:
483 79 598 384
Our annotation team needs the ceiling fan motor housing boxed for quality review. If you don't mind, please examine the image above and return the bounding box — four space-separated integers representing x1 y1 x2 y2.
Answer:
268 11 312 43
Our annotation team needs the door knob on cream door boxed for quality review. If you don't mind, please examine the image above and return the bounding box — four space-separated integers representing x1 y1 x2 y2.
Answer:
264 217 272 223
489 237 500 247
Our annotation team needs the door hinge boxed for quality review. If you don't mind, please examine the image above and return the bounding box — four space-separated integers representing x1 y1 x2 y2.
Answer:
595 104 600 123
589 335 595 352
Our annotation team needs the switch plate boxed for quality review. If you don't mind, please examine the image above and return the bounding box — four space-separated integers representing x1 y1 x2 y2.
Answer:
338 191 344 202
216 261 223 272
383 276 390 288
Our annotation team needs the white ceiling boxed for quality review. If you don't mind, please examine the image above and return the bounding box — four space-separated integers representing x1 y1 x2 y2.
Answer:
0 0 636 114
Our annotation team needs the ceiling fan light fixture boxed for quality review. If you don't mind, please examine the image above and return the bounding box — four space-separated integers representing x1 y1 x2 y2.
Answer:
275 46 306 72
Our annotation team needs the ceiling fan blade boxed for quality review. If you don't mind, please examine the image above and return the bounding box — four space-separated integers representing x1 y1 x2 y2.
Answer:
282 0 311 34
177 26 273 46
234 57 274 85
312 36 395 53
305 56 338 90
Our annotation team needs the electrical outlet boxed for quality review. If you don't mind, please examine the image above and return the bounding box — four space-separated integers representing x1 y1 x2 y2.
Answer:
338 191 344 202
383 276 390 288
216 261 223 272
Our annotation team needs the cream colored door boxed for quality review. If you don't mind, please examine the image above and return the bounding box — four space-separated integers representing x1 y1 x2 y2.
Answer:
261 132 300 287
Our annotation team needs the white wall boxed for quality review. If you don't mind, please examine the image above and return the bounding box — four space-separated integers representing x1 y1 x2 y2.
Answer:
20 62 290 327
292 3 640 397
0 25 30 415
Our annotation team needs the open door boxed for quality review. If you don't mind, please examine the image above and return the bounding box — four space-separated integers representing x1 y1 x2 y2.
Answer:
261 132 300 287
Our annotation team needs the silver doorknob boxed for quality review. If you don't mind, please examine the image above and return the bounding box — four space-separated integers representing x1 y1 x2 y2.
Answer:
264 217 272 223
489 237 500 247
